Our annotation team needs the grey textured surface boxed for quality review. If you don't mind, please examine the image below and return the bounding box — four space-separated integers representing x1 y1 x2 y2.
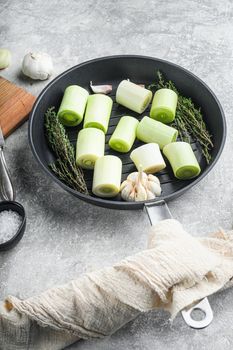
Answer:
0 0 233 349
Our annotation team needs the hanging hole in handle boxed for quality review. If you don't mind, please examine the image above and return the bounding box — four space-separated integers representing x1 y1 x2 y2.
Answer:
190 308 206 321
181 297 213 329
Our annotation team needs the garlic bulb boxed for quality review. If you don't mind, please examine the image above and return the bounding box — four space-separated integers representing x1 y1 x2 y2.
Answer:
120 166 162 202
0 48 11 69
22 52 53 80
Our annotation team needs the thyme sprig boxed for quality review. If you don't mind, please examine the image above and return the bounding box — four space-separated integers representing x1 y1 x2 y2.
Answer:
45 107 88 194
148 71 213 163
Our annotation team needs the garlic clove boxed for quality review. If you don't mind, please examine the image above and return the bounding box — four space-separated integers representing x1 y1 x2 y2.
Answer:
127 172 139 183
146 189 156 200
121 182 134 201
135 183 148 201
128 189 136 201
22 52 53 80
120 180 129 191
127 171 147 185
90 81 112 94
148 174 160 185
147 180 162 196
137 165 148 186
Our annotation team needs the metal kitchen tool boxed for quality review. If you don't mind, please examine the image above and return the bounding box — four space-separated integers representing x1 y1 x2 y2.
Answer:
28 55 226 328
145 200 214 328
0 125 15 201
0 125 26 250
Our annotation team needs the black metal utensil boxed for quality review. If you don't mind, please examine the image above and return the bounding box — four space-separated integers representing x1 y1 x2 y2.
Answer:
0 126 26 251
0 126 15 201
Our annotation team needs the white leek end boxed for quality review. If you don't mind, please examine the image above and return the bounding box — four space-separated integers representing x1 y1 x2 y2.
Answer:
130 143 166 174
116 80 152 114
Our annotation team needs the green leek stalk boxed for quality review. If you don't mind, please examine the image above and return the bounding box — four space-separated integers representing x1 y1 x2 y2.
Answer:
92 155 122 197
136 116 178 149
130 143 166 174
84 94 113 134
116 80 152 113
58 85 89 126
109 116 139 153
76 128 105 169
150 88 178 123
163 142 201 179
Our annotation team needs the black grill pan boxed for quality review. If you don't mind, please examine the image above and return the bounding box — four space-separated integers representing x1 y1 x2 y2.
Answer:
28 55 226 210
28 55 226 328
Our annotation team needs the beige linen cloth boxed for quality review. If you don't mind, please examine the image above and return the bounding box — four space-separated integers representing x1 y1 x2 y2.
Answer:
1 219 233 350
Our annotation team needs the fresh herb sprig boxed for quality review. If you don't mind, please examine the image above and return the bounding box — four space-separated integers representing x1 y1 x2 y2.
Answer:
45 107 88 194
148 71 213 163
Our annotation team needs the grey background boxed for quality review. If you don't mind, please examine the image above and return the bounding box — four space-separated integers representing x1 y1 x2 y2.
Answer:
0 0 233 349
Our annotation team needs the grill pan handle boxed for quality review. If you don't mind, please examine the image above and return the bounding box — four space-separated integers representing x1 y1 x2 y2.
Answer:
0 147 15 201
144 200 213 329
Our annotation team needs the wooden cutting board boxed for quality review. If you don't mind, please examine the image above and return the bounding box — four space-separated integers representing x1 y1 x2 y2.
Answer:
0 76 36 137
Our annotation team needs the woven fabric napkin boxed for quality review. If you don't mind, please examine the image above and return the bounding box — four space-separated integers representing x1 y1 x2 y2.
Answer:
1 219 233 350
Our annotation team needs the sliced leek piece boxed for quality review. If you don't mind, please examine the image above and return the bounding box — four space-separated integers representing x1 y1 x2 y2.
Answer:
92 155 122 198
84 94 113 134
136 116 178 149
130 143 166 174
76 128 105 169
163 142 201 179
58 85 89 126
150 88 178 123
109 116 139 153
116 80 152 113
